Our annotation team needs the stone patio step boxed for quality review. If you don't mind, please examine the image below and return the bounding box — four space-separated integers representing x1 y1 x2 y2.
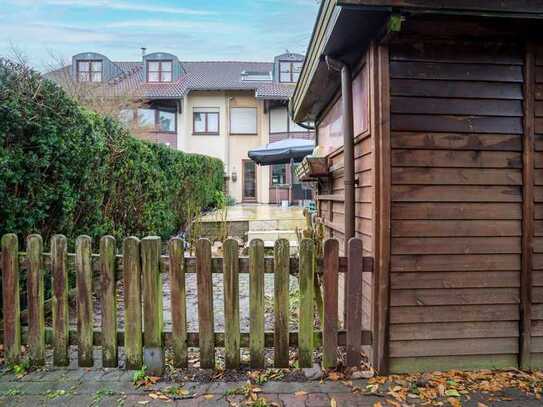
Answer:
247 229 299 243
248 219 306 231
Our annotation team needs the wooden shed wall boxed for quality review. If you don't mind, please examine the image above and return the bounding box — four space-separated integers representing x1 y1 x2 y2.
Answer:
317 57 374 355
388 39 524 373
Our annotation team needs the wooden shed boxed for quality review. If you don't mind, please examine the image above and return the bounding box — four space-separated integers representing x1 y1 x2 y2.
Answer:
292 1 543 374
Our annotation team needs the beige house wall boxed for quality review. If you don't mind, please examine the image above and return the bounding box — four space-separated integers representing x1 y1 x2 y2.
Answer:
177 90 271 204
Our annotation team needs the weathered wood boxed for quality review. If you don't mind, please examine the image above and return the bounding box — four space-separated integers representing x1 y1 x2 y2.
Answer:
391 220 521 237
389 354 517 374
391 185 522 203
142 236 163 374
390 337 518 358
299 239 315 368
223 238 240 369
124 237 142 370
521 42 535 370
51 234 69 366
196 239 214 369
169 238 187 368
390 321 518 341
390 131 522 151
390 61 523 82
392 271 520 289
392 203 522 220
2 234 20 364
273 239 290 368
322 239 339 368
391 97 522 116
391 167 522 186
392 115 523 134
346 238 363 367
391 79 523 100
391 254 520 272
26 234 44 366
76 235 93 367
391 288 520 306
100 236 117 367
391 149 522 168
249 239 265 368
390 304 519 324
391 237 521 255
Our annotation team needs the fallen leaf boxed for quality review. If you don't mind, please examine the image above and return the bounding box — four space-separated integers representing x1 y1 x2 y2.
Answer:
477 403 488 407
330 398 337 407
203 394 214 400
373 402 383 407
294 390 307 397
445 389 461 398
137 402 149 405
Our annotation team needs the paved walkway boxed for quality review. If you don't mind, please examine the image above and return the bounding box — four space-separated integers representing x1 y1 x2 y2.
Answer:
0 368 541 406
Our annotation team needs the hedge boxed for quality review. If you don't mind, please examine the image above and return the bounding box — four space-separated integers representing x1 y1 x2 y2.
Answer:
0 59 224 244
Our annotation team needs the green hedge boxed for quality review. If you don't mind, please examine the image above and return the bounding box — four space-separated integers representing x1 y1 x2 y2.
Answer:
0 59 224 244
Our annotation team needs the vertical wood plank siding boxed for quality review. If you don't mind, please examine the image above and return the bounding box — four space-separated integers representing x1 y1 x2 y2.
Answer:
531 44 543 368
388 39 524 373
317 58 375 361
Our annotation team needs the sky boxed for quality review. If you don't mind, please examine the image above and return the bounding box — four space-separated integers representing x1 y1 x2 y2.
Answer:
0 0 320 70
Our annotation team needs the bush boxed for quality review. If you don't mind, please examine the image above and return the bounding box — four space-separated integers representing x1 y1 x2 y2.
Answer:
0 59 224 245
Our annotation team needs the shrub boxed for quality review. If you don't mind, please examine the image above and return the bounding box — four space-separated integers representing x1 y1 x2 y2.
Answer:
0 59 224 244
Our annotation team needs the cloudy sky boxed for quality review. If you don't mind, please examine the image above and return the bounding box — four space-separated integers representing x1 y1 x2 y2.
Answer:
0 0 320 70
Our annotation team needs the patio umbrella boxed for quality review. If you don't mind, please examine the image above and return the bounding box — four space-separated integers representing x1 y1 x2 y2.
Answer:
248 138 315 165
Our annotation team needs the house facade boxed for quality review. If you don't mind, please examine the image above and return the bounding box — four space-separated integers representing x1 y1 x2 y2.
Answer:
47 51 314 204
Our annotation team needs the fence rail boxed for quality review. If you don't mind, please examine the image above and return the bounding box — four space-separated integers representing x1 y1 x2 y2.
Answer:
1 233 372 372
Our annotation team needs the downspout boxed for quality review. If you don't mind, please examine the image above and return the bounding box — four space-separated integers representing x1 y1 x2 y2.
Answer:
326 56 355 253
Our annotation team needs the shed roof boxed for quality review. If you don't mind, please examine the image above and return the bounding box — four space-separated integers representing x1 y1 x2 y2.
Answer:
291 0 543 123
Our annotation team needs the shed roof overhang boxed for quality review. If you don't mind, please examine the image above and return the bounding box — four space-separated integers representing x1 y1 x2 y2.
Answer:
291 0 543 123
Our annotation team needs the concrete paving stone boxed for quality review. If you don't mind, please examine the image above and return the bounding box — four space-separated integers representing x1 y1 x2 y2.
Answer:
330 393 384 407
0 381 25 394
76 379 142 395
195 394 228 406
17 370 48 382
278 394 306 407
98 368 125 381
15 380 80 395
305 393 330 407
205 381 245 394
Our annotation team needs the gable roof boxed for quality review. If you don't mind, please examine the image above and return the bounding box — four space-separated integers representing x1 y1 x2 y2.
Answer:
46 59 298 101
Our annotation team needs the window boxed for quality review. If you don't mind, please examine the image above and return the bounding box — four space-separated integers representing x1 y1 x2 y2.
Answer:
230 107 257 134
193 108 219 135
270 107 288 133
147 60 173 83
271 165 287 186
119 108 135 126
270 106 308 133
77 60 102 82
132 107 177 133
279 61 302 83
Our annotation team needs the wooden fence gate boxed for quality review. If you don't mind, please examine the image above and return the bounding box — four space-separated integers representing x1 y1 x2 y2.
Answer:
1 234 372 371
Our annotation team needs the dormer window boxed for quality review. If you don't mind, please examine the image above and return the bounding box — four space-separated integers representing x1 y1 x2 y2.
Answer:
77 60 102 82
279 61 302 83
147 60 172 83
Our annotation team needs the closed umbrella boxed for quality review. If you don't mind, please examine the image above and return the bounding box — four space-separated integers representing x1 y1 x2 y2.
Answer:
248 138 314 166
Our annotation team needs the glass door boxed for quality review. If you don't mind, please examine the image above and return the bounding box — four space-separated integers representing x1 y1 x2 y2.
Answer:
242 160 257 202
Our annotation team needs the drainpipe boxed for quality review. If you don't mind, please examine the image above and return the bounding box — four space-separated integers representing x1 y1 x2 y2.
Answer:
326 56 355 253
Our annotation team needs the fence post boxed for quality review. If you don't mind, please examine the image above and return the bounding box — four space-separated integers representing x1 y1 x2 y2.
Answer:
299 238 315 368
100 236 117 367
124 237 143 370
249 239 265 368
27 234 45 366
2 234 20 364
51 234 69 366
169 237 187 368
322 239 339 368
196 238 214 369
223 238 240 369
274 238 290 368
346 237 363 367
142 236 163 375
76 235 93 367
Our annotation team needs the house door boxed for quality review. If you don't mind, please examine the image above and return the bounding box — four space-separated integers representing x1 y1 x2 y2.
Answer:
242 160 257 202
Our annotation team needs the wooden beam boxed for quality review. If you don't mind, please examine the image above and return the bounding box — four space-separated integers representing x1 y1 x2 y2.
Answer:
371 40 392 375
520 42 535 370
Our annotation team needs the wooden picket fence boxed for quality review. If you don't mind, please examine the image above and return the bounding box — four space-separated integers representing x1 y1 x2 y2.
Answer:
0 233 372 371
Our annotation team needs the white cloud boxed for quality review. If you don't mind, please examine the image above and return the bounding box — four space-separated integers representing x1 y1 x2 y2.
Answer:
5 0 215 15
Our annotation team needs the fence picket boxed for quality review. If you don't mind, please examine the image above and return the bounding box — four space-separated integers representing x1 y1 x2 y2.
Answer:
274 238 290 368
299 238 315 368
196 238 214 369
100 236 117 367
76 235 93 367
250 239 265 368
124 237 143 369
169 237 187 368
2 234 20 364
322 239 339 368
27 234 45 366
346 237 363 367
223 238 240 369
51 234 69 366
142 236 163 374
